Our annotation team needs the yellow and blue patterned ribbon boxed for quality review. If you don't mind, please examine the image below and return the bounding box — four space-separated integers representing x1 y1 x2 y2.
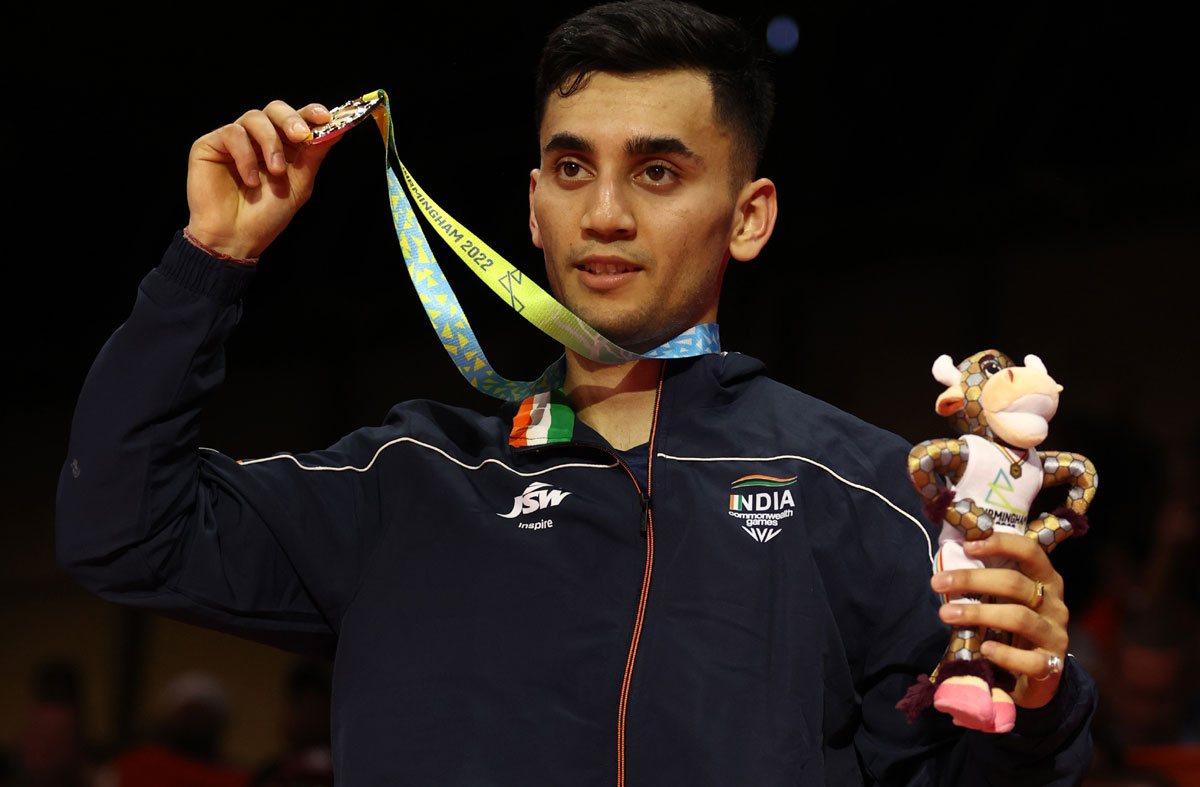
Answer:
365 90 720 400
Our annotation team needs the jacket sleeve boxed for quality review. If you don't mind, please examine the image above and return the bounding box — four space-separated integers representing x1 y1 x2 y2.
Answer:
55 234 375 656
853 453 1096 786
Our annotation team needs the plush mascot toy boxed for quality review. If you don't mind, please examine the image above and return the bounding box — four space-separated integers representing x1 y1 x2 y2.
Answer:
896 350 1097 733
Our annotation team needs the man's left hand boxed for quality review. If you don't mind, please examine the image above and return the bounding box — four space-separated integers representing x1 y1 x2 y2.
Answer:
930 533 1070 709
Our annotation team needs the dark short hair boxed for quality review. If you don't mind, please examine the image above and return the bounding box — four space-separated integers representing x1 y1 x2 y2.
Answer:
535 0 775 177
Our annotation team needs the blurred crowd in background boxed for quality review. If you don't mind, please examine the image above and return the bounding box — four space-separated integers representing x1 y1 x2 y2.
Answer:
1069 432 1200 786
1 660 334 787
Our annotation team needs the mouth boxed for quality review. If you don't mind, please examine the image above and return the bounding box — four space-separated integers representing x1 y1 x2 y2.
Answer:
573 256 643 292
576 256 642 275
998 393 1058 420
988 393 1058 446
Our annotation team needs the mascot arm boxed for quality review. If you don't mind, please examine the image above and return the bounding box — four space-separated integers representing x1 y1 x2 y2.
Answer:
907 437 969 503
1037 450 1098 517
1027 450 1098 552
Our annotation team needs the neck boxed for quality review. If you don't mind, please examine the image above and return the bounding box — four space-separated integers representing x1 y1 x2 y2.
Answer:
563 350 663 450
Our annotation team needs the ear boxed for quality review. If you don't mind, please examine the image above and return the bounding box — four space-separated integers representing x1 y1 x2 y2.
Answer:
728 177 777 262
528 168 543 249
935 387 965 417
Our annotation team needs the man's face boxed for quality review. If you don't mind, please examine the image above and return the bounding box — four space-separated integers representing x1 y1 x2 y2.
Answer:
529 70 753 352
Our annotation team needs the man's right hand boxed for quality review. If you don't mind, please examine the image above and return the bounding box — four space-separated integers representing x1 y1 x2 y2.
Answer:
186 100 334 259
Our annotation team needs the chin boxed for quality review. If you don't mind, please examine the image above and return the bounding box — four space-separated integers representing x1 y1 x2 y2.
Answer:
564 293 699 354
566 302 645 346
989 413 1049 449
593 324 653 352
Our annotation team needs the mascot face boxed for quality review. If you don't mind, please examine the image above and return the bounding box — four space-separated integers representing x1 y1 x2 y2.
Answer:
932 349 1063 448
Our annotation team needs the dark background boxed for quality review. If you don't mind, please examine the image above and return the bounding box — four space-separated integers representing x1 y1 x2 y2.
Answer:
4 0 1197 767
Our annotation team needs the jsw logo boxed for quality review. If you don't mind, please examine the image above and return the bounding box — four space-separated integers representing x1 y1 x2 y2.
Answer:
499 482 572 519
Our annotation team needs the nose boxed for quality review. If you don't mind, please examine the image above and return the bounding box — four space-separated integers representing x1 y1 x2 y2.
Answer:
581 174 635 239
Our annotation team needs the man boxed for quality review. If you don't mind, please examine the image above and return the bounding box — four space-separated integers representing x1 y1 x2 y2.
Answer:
57 1 1095 783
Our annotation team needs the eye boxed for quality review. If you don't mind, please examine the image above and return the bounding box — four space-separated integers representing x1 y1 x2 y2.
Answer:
637 162 679 186
981 359 1002 376
645 165 669 181
556 160 583 178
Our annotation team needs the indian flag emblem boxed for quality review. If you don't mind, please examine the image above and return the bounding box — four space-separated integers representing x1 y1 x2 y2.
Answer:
509 389 576 447
730 474 797 489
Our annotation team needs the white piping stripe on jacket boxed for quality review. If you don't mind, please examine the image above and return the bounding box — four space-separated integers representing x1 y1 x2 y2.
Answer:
656 452 935 569
200 439 618 477
200 443 933 567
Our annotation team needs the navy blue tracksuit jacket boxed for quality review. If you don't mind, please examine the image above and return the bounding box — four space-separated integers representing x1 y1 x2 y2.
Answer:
57 234 1095 785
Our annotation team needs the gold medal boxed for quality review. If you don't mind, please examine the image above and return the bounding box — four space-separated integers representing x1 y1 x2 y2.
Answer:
1010 463 1022 478
308 95 384 145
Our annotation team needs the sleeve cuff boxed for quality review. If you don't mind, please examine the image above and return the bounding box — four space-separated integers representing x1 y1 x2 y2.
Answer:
1011 656 1093 737
157 230 256 305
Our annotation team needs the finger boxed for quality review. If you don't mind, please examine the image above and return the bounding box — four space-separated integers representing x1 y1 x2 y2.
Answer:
981 640 1063 681
291 105 340 168
263 99 315 145
212 123 262 187
238 109 290 176
939 601 1069 653
298 102 331 126
931 567 1044 606
963 532 1059 584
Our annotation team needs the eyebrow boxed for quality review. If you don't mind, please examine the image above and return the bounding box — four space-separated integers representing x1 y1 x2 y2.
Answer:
626 135 700 162
542 133 701 162
543 133 593 155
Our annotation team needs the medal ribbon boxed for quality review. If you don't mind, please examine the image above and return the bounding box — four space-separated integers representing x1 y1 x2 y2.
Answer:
997 443 1027 478
355 89 720 401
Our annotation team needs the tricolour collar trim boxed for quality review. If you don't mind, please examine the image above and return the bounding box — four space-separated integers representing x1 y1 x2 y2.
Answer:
509 389 576 447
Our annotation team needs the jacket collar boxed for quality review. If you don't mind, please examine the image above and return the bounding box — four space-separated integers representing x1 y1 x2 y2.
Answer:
505 352 765 449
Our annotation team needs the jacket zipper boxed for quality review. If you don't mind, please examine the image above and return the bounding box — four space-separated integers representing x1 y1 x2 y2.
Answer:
511 364 666 785
617 362 666 787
